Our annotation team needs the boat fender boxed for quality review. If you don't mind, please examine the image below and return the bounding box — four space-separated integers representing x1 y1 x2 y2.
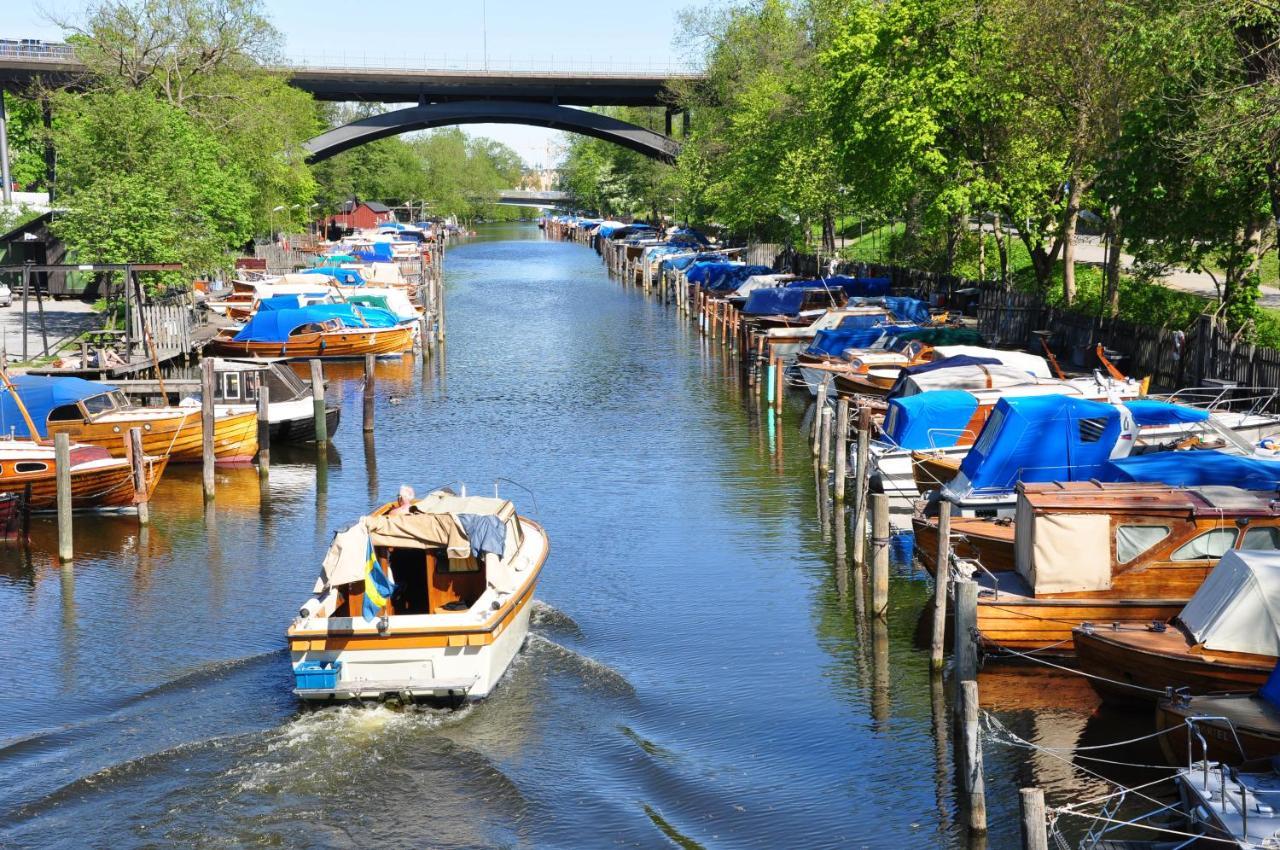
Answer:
377 615 389 635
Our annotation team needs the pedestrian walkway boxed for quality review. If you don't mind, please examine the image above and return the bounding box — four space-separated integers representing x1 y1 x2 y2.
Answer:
0 298 100 362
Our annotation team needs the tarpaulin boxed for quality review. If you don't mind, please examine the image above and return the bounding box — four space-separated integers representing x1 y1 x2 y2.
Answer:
880 390 980 450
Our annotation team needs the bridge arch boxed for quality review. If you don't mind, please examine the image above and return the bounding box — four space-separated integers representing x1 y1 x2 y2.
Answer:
304 101 681 164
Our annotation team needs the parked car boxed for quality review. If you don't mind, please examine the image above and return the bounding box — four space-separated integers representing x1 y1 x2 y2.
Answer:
0 284 11 307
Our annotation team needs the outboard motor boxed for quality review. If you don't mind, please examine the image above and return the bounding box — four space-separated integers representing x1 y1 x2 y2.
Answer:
1110 402 1137 459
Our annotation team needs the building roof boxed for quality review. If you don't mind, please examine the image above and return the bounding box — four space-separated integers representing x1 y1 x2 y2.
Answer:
364 201 391 213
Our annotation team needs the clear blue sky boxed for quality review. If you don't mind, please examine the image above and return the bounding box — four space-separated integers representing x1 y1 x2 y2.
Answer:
11 0 695 166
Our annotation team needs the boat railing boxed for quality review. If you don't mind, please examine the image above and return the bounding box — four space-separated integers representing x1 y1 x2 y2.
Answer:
493 477 539 518
1078 792 1183 850
1185 715 1247 770
1157 385 1280 418
925 428 976 450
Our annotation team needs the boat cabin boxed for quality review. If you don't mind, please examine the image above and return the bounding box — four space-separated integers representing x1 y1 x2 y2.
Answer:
208 358 313 406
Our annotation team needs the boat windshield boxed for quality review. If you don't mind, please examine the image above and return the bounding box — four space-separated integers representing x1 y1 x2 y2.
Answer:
83 392 120 415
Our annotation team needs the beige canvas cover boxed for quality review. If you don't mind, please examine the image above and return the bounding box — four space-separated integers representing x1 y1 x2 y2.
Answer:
898 364 1039 397
1015 508 1111 594
932 346 1052 378
1178 549 1280 656
366 513 471 557
313 523 372 593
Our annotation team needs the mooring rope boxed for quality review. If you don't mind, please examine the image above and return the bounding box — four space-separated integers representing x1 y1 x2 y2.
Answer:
988 642 1171 697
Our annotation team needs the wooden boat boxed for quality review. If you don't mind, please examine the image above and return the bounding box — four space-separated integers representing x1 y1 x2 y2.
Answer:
207 319 414 359
1 374 257 464
1157 686 1280 766
206 358 341 442
0 492 20 540
0 438 166 512
966 484 1280 654
912 514 1017 574
911 450 962 492
1073 550 1280 706
287 488 548 702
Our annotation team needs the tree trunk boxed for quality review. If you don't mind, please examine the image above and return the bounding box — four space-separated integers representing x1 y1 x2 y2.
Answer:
822 208 836 254
978 216 986 281
944 215 961 275
1104 204 1121 316
992 212 1008 283
1061 180 1084 306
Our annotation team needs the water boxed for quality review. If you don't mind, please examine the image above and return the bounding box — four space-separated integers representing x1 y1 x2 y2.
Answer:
0 224 1160 848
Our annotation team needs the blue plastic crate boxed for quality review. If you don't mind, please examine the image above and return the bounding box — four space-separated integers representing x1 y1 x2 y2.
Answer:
293 660 341 690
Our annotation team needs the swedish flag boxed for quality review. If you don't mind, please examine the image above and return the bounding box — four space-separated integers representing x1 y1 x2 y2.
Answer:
363 538 395 620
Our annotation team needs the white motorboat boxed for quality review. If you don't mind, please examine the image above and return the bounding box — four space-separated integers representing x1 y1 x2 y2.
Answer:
288 489 548 702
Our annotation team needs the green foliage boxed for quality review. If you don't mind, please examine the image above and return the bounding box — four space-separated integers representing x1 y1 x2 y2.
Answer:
2 96 49 190
560 108 677 222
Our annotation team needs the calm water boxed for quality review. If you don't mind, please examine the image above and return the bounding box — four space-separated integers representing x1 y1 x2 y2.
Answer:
0 224 1159 848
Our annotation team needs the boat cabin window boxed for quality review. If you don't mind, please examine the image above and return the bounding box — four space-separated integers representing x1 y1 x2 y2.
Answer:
83 393 118 415
382 547 486 615
1115 524 1171 563
1242 526 1280 550
1077 416 1111 443
47 403 84 423
221 372 242 401
14 461 48 473
1170 527 1238 561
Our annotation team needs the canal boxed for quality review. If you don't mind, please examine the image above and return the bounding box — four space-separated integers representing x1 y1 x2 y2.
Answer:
0 224 1144 848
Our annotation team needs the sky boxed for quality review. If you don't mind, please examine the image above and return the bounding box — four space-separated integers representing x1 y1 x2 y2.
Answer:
9 0 696 167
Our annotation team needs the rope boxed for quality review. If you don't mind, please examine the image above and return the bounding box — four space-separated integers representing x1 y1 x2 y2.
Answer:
992 642 1170 696
1048 806 1253 847
982 713 1180 772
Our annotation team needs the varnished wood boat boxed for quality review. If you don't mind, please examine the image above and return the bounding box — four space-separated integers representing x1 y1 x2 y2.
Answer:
1157 690 1280 766
0 439 166 512
207 322 414 359
967 484 1280 654
1073 549 1280 705
912 514 1016 575
911 450 962 492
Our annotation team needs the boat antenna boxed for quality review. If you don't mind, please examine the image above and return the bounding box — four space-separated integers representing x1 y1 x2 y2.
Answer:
0 364 45 445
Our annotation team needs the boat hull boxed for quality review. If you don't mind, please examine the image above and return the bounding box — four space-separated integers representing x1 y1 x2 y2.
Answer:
0 454 167 512
976 595 1182 655
1072 626 1273 707
268 405 341 443
206 325 415 359
912 515 1016 576
1157 695 1280 765
47 409 259 464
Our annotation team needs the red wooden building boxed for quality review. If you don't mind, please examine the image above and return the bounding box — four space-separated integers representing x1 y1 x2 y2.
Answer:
325 200 395 231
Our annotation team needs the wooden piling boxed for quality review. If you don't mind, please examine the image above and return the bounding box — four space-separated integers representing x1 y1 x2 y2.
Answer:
834 398 850 502
852 405 871 565
55 432 72 561
871 492 889 618
1019 788 1048 850
256 385 270 478
931 509 951 670
363 353 376 433
128 426 149 526
200 358 215 501
309 359 327 447
774 355 784 413
954 578 979 682
961 680 987 832
818 405 833 474
766 355 776 407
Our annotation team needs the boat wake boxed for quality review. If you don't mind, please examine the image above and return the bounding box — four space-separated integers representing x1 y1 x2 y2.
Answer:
529 598 583 637
524 633 636 698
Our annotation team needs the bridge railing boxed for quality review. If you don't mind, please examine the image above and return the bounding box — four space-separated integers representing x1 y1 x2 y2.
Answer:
0 40 77 62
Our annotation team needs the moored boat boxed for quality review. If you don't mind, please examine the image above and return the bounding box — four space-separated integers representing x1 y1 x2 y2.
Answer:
1073 549 1280 706
200 358 341 442
207 303 415 360
0 437 166 512
287 488 548 702
1156 663 1280 766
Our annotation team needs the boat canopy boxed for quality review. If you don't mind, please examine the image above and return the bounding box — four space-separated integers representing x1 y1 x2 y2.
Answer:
785 276 891 297
881 390 980 450
806 323 919 357
733 273 795 297
931 345 1051 378
1106 450 1280 490
844 296 930 324
944 395 1124 499
706 265 776 292
890 360 1041 398
304 267 364 286
893 327 985 346
231 303 399 342
257 293 328 311
1122 398 1211 426
1178 550 1280 656
0 375 120 438
742 287 836 316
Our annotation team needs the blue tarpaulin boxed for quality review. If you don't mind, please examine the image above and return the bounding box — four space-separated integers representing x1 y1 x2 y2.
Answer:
1261 660 1280 711
881 390 980 450
945 395 1124 498
742 287 834 316
303 267 364 286
843 296 930 324
0 375 117 439
1122 399 1211 426
785 276 892 297
352 243 394 263
1106 450 1280 490
806 324 919 357
664 253 726 272
232 303 399 342
704 265 775 292
256 294 328 311
455 514 508 559
686 262 742 286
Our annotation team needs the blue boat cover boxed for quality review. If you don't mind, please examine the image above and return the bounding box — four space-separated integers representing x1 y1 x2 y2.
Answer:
1261 660 1280 711
232 303 399 342
806 325 900 356
353 244 394 263
0 375 118 438
786 276 892 297
1122 399 1210 426
669 227 710 246
948 395 1123 496
881 390 980 450
704 265 775 292
886 355 1003 399
686 262 742 286
844 296 930 324
256 294 328 311
304 267 364 286
743 287 835 316
665 253 726 272
1106 450 1280 490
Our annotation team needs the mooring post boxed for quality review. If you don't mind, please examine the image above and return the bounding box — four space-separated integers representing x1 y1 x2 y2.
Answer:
1020 788 1048 850
200 358 215 501
766 353 776 407
435 240 446 341
128 426 149 526
256 384 270 479
954 578 979 682
818 405 833 475
931 510 951 670
852 405 871 565
55 432 72 561
834 398 850 502
309 358 327 447
363 353 376 433
774 355 784 413
871 492 890 617
961 680 988 833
